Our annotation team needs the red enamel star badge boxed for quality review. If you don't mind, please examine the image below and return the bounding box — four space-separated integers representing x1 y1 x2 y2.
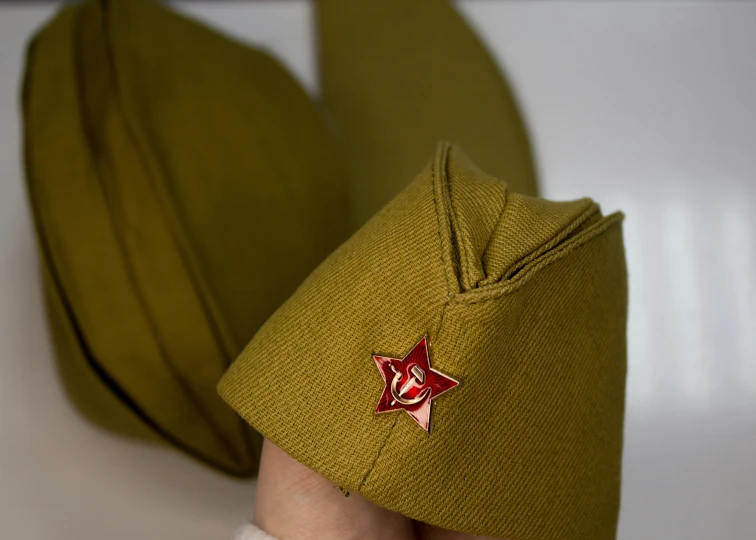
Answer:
373 335 459 432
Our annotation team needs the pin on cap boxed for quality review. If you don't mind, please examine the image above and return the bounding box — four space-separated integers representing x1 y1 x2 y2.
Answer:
373 335 459 432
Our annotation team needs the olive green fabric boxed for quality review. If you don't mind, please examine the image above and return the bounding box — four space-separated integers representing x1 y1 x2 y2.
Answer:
318 0 538 228
23 0 348 475
220 143 627 538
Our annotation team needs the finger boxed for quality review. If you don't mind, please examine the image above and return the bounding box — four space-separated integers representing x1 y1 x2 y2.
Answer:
254 439 416 540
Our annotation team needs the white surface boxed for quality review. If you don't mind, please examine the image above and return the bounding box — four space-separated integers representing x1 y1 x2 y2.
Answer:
1 2 755 539
232 523 277 540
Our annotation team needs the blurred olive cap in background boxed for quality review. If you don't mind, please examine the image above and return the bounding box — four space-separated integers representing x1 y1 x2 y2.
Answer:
318 0 539 228
23 0 348 475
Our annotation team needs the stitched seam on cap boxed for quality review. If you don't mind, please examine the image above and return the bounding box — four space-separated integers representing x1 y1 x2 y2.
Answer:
500 201 600 280
358 301 452 490
97 1 250 463
431 141 456 299
358 413 400 490
451 212 624 305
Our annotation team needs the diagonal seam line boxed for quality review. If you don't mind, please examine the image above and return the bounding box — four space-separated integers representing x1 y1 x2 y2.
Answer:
358 413 400 490
72 2 245 466
358 301 451 490
99 0 255 464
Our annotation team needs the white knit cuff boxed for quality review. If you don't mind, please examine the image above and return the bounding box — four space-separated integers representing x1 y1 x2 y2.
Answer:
232 522 278 540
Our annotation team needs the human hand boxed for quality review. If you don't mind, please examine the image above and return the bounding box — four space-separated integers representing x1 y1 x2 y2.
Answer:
253 438 503 540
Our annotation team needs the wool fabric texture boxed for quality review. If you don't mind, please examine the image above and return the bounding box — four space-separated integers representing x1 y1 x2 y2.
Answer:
220 143 627 539
318 0 538 228
23 0 348 475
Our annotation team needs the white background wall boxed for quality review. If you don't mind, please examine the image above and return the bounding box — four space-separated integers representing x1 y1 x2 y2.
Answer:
1 2 754 539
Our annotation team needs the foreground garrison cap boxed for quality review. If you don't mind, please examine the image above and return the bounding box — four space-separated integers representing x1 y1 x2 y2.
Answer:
220 143 627 539
23 0 348 475
318 0 538 227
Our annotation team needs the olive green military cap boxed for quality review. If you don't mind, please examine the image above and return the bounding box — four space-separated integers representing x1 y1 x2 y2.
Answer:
23 0 348 475
220 143 627 539
318 0 539 228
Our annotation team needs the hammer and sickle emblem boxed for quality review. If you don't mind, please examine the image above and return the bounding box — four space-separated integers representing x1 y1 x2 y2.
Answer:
389 362 431 406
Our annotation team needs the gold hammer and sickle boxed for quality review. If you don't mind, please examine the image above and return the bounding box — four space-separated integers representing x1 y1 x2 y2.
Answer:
389 363 431 406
